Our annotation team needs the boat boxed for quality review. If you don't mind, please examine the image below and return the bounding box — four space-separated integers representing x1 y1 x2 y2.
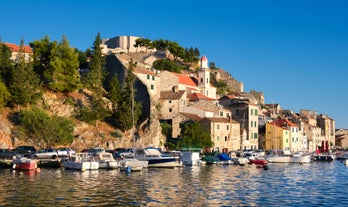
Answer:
249 157 268 165
202 153 234 165
119 158 148 172
95 152 118 169
181 151 203 166
312 154 335 162
134 148 179 168
62 152 99 171
266 150 311 163
12 157 37 170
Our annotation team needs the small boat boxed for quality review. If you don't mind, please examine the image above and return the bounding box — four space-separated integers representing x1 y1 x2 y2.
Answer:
62 153 99 171
249 157 268 165
312 154 335 162
12 157 37 170
119 158 148 172
266 151 311 163
181 152 203 166
135 148 178 168
95 152 118 169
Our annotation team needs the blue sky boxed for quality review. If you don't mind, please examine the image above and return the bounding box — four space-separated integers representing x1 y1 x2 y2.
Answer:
1 0 347 128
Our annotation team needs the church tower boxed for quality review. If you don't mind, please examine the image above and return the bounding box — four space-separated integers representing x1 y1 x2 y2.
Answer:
198 55 215 98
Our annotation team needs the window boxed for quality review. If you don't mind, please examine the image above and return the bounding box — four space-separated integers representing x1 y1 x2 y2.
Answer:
220 111 223 116
169 100 172 103
226 125 229 130
217 136 220 141
169 108 172 112
152 76 155 81
292 137 294 142
217 125 220 130
225 136 228 141
254 133 258 139
286 139 288 143
251 109 253 115
147 74 150 79
200 78 203 83
206 78 209 83
151 84 154 90
255 109 258 115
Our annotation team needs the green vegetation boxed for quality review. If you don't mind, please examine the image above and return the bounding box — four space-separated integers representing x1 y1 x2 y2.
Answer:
9 38 42 109
116 59 142 131
179 122 213 149
18 107 74 148
152 59 183 73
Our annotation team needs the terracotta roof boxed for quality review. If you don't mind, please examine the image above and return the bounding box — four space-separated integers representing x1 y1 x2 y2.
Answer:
271 119 298 128
160 90 186 100
174 73 197 87
188 92 214 102
180 112 203 121
133 67 159 76
3 43 33 53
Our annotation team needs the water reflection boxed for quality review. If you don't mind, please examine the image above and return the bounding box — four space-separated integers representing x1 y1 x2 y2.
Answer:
0 162 348 206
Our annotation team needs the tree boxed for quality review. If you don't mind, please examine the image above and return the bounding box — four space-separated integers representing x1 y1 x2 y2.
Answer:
47 35 81 92
81 33 106 95
178 122 213 149
0 80 10 108
152 59 183 73
30 35 58 83
0 42 13 84
79 33 110 127
107 75 121 111
9 38 42 109
18 107 74 148
116 59 142 131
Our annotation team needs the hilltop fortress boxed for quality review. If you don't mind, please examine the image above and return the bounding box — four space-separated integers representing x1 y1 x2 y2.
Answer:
101 35 338 153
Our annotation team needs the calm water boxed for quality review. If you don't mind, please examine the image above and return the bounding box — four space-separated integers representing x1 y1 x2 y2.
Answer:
0 161 348 207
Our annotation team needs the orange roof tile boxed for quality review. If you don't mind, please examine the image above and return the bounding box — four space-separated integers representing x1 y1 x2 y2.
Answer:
133 67 159 76
174 73 197 87
4 42 33 53
188 92 214 101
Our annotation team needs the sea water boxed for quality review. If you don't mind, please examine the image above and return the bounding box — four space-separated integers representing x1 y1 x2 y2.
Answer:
0 161 347 206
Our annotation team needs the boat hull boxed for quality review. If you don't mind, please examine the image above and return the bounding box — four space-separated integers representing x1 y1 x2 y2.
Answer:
13 158 37 170
63 161 99 170
119 159 148 171
147 157 178 168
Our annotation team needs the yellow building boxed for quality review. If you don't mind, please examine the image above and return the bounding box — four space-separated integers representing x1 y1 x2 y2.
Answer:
265 121 290 151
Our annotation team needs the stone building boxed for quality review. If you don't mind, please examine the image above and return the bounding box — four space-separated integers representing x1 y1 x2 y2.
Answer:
335 129 348 149
200 116 240 152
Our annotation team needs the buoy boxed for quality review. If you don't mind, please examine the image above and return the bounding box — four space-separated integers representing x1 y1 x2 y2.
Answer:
126 166 132 173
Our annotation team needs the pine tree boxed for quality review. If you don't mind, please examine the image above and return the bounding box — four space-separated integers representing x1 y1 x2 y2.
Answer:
0 80 10 108
48 35 81 92
107 75 121 111
79 33 110 127
81 33 106 95
9 38 42 109
116 59 142 131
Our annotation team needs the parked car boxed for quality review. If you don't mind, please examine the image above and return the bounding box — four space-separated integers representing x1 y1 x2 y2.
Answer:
30 148 58 159
56 148 75 157
0 149 16 159
81 148 105 155
13 146 37 157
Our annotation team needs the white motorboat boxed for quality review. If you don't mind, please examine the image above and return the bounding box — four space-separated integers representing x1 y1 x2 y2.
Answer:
119 158 148 171
266 151 311 163
95 152 118 169
62 152 99 171
135 148 179 168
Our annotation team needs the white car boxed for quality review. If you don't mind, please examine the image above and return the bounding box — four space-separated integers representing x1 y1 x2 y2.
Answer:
57 148 75 157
